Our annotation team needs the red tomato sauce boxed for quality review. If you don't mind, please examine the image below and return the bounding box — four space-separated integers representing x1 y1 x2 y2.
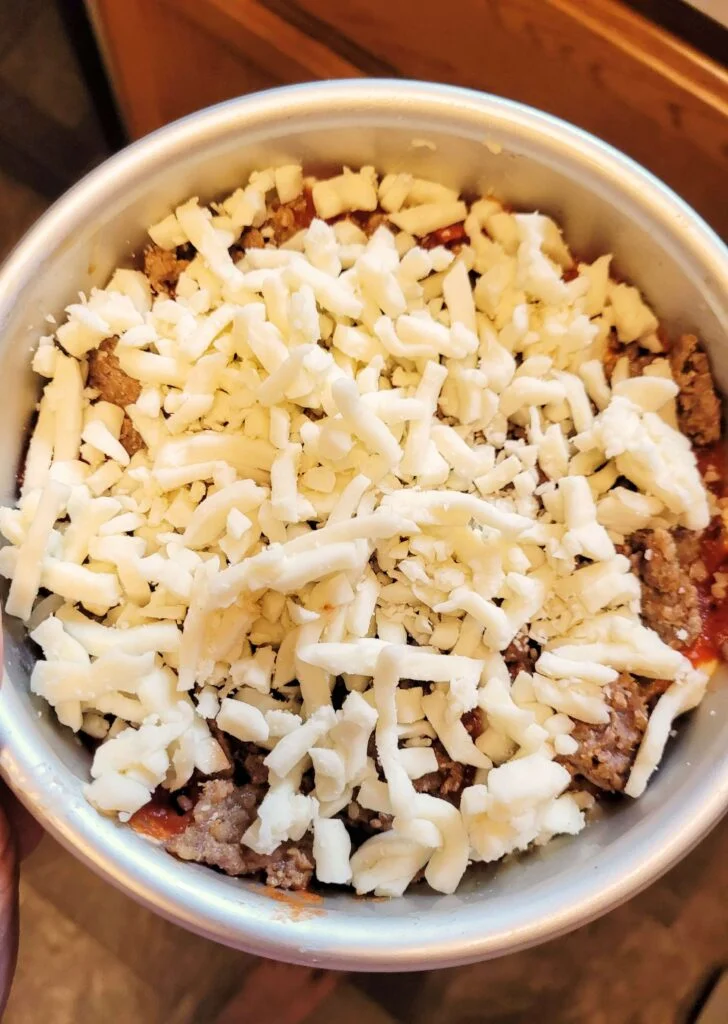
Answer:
683 444 728 667
421 222 467 249
130 791 191 841
295 186 316 231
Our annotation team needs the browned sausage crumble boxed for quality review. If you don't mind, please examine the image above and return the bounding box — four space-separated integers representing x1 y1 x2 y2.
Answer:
625 527 703 648
560 674 649 793
165 322 726 889
143 243 191 296
670 333 722 446
87 338 145 456
166 779 314 889
14 166 727 897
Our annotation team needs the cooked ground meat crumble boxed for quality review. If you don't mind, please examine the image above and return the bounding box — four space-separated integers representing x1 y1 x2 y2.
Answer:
143 243 191 296
165 779 315 889
625 527 703 648
87 338 145 456
559 674 649 793
159 267 726 891
603 334 656 380
268 190 316 244
87 338 141 408
7 165 727 898
503 631 540 677
413 741 474 804
670 333 722 446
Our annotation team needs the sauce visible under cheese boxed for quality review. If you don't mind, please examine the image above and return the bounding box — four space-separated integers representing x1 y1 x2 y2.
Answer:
684 445 728 668
0 162 720 896
129 791 192 840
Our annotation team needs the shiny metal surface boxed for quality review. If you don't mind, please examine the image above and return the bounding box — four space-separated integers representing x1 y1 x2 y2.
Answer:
0 80 727 971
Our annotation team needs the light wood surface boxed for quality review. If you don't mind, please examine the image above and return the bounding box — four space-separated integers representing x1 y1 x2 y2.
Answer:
88 0 728 237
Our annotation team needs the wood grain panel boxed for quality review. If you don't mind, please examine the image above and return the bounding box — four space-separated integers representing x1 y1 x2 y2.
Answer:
89 0 284 137
88 0 359 139
86 0 159 139
87 0 728 234
168 0 363 81
289 0 728 234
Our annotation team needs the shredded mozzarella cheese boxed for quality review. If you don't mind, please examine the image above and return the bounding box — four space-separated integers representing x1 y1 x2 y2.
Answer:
2 162 718 898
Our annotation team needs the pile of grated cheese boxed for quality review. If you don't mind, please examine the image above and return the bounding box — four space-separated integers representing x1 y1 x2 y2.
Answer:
0 164 711 896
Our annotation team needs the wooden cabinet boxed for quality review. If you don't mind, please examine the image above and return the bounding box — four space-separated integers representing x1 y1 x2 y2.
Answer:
88 0 728 235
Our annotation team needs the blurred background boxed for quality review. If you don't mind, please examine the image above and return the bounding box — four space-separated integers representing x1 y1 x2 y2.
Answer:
0 1 727 1021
